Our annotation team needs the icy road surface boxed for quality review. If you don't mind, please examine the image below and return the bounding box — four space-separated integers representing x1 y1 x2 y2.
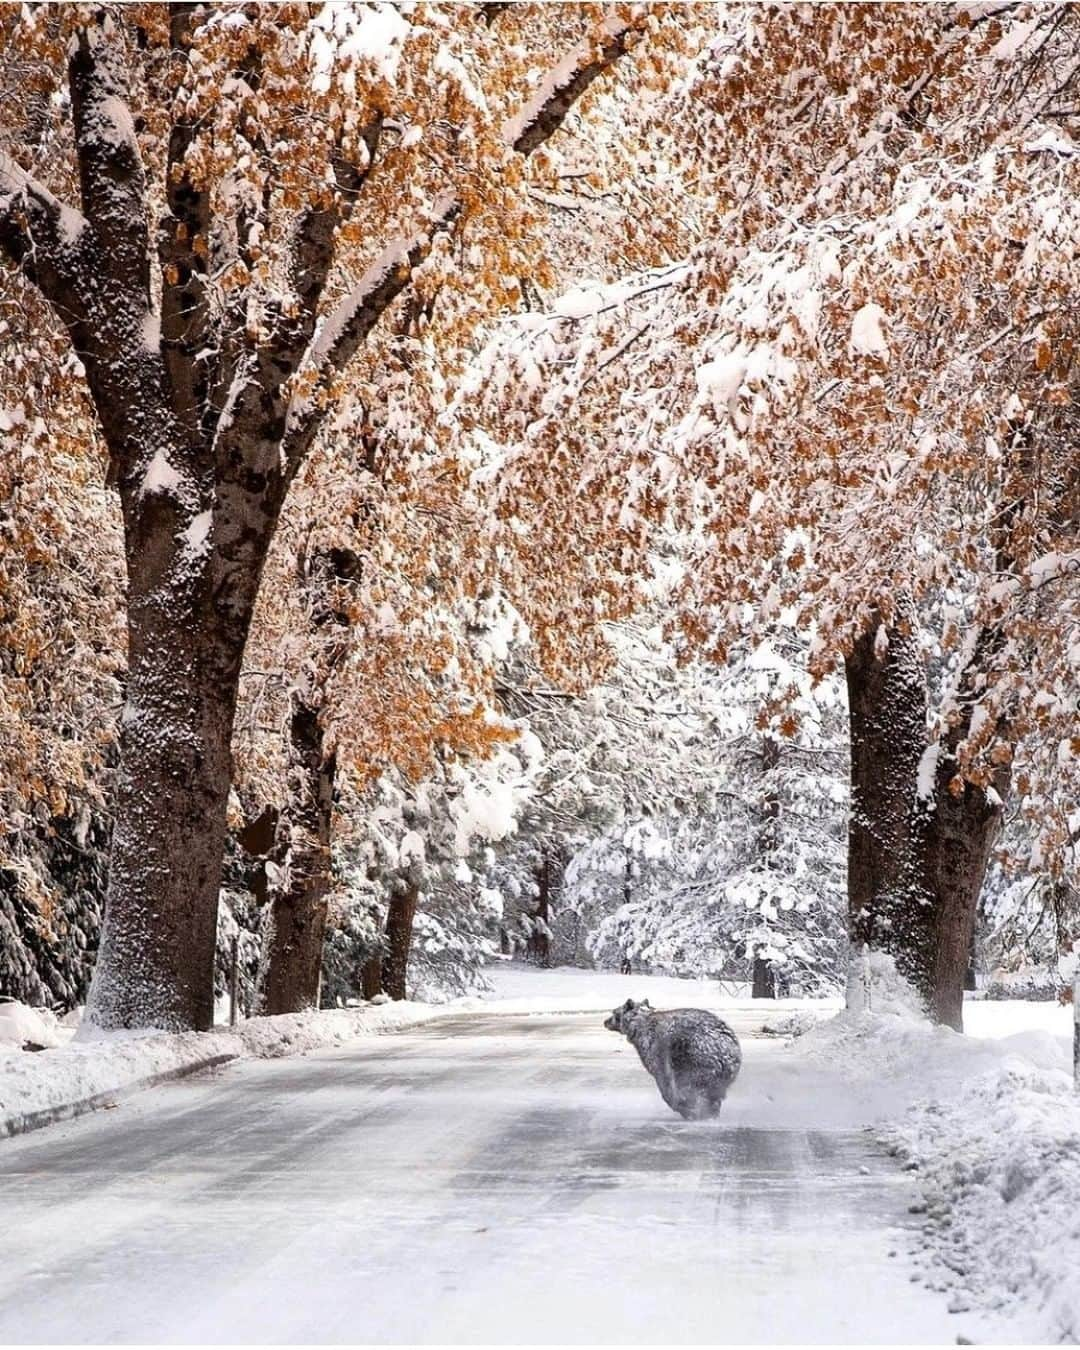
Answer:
1 1002 983 1344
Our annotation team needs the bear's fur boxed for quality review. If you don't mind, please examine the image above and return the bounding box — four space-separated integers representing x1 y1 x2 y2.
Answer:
604 997 741 1119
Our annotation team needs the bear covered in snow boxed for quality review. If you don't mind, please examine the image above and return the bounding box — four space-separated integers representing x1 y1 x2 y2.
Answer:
604 998 741 1119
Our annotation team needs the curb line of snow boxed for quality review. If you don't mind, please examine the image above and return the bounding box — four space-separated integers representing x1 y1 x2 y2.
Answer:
0 1000 457 1144
0 1052 240 1140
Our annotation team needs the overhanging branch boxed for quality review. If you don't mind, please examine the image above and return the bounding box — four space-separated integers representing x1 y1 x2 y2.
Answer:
281 192 462 474
506 17 642 155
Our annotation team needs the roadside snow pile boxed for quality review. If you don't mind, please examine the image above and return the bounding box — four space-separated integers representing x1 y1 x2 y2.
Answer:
793 964 1079 1342
891 1058 1080 1342
0 1001 69 1053
0 1000 453 1139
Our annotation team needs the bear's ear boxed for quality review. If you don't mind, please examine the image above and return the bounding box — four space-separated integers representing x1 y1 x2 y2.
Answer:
622 998 635 1011
640 999 652 1009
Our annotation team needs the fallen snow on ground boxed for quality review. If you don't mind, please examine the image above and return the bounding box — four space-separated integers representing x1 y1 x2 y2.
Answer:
0 1000 67 1053
0 1000 455 1135
478 959 842 1021
7 958 1080 1340
790 969 1078 1343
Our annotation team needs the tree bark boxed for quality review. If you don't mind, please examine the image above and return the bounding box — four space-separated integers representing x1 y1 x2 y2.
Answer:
914 721 1006 1029
844 616 934 995
87 564 264 1030
527 855 552 967
751 957 777 999
751 732 781 998
361 954 383 1000
844 612 1007 1030
382 884 420 1000
260 703 337 1015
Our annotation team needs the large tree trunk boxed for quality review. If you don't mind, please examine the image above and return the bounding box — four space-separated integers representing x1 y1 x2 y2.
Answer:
86 529 263 1031
260 703 337 1015
361 954 383 1000
844 613 1007 1030
260 543 359 1013
382 883 420 1000
914 724 1006 1029
752 957 777 999
844 617 935 994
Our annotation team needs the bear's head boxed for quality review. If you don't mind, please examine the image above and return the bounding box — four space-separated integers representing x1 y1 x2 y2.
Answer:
604 997 652 1033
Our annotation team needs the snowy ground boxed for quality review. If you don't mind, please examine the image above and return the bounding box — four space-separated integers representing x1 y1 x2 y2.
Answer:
793 990 1080 1343
2 964 1076 1342
0 1000 455 1137
0 965 999 1346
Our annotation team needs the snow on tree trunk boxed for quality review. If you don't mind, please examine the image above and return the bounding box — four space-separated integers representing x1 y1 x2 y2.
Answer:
527 854 553 967
383 883 420 1000
261 703 336 1015
87 537 256 1031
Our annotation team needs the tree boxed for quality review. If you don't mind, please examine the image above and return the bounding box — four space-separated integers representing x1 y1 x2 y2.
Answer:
0 2 674 1029
470 4 1080 1027
555 627 848 992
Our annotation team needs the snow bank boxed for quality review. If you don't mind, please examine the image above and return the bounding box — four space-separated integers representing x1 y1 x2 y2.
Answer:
792 991 1079 1341
0 1000 453 1139
0 1001 66 1053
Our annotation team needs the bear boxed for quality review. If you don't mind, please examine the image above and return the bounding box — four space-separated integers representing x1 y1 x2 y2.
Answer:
604 997 741 1119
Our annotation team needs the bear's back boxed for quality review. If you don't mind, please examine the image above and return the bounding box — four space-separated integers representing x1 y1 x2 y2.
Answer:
652 1008 741 1081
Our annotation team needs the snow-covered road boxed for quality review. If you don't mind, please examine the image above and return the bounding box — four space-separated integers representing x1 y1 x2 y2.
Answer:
1 1000 985 1344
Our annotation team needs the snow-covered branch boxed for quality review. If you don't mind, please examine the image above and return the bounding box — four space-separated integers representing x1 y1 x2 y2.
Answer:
505 15 642 155
0 154 87 318
282 191 462 471
67 16 150 293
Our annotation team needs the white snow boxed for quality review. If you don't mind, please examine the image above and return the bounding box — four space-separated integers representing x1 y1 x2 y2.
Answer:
552 284 610 319
141 309 161 353
182 508 212 555
0 1002 65 1054
990 17 1040 61
140 447 183 497
793 980 1080 1342
398 829 426 866
696 350 747 419
915 739 940 803
1025 128 1079 158
849 302 891 361
0 1001 455 1136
